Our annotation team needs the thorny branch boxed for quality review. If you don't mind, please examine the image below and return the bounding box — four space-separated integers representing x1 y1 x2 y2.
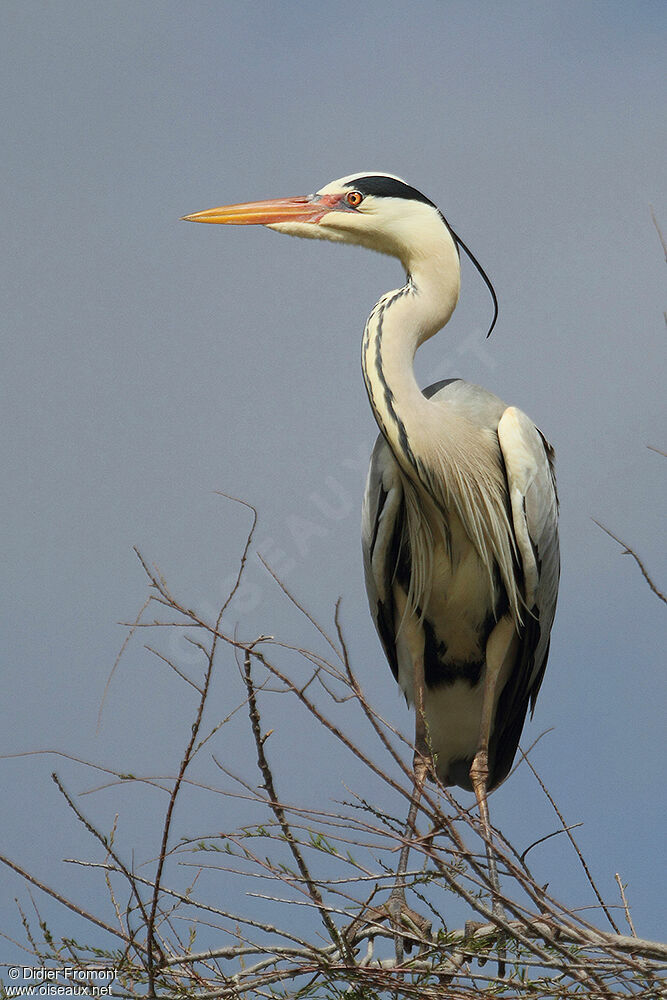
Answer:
1 506 665 999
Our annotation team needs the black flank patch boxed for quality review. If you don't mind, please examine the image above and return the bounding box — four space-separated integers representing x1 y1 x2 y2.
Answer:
422 618 484 689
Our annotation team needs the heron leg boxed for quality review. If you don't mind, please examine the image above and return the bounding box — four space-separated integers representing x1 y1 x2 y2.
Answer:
470 616 516 977
388 653 432 963
470 761 506 976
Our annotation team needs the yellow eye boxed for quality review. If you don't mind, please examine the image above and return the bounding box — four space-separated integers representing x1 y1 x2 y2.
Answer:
346 190 363 208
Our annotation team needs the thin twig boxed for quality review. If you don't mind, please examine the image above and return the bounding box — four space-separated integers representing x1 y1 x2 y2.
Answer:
519 751 621 934
51 772 155 945
144 643 204 693
257 552 343 659
650 205 667 262
592 519 666 604
241 646 348 957
0 851 132 947
97 593 152 731
615 872 638 938
520 823 584 864
145 613 215 989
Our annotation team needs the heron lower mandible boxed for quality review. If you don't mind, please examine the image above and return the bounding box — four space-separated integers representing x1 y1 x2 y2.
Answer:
183 172 560 963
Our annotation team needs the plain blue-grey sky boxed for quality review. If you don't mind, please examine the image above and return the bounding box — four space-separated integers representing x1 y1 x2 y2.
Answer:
1 0 665 969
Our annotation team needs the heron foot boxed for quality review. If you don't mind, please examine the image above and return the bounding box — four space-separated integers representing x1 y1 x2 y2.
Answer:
386 884 433 963
343 892 432 963
469 747 489 791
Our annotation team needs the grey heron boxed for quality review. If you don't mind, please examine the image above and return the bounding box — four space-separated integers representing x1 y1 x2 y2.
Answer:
183 172 560 958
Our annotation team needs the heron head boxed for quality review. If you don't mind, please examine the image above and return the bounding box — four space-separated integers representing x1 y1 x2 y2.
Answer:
182 172 457 268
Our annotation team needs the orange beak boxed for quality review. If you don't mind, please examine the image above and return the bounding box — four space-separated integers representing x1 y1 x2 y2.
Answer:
182 194 340 226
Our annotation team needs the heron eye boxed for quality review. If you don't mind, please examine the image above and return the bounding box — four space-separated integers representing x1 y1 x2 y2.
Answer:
345 190 363 208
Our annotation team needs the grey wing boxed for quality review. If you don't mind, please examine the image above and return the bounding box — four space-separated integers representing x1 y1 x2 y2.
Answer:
361 434 406 683
488 406 559 786
498 406 560 711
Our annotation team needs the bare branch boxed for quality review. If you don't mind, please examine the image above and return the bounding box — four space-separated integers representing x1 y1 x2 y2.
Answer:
241 646 347 956
519 749 621 934
593 518 666 604
615 872 638 939
650 204 667 262
4 523 665 999
0 851 132 948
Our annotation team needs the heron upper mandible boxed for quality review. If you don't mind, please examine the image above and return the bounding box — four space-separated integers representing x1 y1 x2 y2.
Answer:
183 172 560 956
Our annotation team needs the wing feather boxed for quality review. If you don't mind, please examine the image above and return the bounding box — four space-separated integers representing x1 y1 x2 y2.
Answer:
362 436 406 682
486 407 559 785
498 406 560 706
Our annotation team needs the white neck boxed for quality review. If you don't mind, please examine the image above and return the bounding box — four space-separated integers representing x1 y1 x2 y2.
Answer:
361 234 460 476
